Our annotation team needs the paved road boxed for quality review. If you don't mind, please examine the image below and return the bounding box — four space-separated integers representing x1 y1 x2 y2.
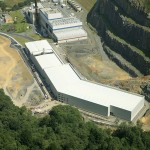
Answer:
9 33 35 41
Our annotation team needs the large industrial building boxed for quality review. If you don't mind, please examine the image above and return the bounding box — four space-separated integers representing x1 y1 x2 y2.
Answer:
25 40 145 121
26 1 87 43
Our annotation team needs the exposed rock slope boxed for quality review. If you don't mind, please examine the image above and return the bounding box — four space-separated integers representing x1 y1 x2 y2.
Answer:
87 0 150 76
104 75 150 102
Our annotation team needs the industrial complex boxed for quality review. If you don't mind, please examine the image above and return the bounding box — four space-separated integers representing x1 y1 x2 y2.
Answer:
25 40 145 121
26 0 87 43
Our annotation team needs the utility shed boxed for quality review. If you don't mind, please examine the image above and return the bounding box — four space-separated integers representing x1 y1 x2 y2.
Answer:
49 17 82 30
25 40 53 56
4 14 14 24
43 64 144 121
53 27 87 43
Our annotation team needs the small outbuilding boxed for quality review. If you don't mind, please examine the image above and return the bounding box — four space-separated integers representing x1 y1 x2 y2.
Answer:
4 14 14 23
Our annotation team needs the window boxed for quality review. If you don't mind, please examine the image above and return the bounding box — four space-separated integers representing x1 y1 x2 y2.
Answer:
110 112 114 116
46 23 48 28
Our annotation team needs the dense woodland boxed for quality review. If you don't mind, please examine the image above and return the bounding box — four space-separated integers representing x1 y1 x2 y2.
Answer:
0 89 150 150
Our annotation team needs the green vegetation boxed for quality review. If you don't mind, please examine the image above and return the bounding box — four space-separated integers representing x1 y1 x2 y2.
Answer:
127 0 150 12
5 0 25 8
5 0 34 9
0 89 150 150
0 1 6 11
9 10 30 33
12 35 30 45
0 0 38 11
9 10 25 23
144 0 150 12
76 0 96 11
0 10 30 33
29 33 45 41
0 23 15 32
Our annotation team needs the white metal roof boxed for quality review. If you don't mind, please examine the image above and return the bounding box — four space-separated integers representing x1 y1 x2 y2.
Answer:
25 40 53 56
35 53 63 69
49 17 82 30
54 28 87 41
25 40 144 117
44 64 144 111
40 8 63 20
44 64 80 90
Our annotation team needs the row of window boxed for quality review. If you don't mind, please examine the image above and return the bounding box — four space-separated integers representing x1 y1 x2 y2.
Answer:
58 93 68 103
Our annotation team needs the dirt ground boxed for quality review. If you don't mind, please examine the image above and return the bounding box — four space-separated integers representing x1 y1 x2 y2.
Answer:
67 52 131 83
140 114 150 131
0 35 43 107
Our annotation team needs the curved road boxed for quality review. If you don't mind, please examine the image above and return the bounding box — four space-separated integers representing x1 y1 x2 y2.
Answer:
9 33 35 41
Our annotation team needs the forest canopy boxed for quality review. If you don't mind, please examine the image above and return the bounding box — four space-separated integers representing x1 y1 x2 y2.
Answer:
0 89 150 150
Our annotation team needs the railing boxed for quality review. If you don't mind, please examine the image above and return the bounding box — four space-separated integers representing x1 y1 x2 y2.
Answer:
0 32 22 46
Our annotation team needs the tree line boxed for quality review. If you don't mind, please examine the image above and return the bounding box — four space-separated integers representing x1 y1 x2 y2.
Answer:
0 0 40 11
12 0 36 11
0 89 150 150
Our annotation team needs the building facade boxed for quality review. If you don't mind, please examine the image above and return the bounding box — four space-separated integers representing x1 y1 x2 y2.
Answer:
25 40 145 121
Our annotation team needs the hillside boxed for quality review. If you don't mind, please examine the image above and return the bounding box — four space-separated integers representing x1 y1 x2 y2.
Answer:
128 0 150 13
102 75 150 102
78 0 150 76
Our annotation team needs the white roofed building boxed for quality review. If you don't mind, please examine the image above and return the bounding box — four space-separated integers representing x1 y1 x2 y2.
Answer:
25 40 145 121
26 2 87 42
53 27 87 43
40 8 63 20
43 64 144 121
31 54 63 77
37 4 87 43
25 40 53 56
49 17 82 30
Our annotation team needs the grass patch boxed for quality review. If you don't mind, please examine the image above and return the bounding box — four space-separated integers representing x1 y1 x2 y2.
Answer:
12 35 30 46
14 23 30 33
0 23 15 32
76 0 96 11
9 10 31 33
9 10 25 22
29 33 53 43
4 0 25 7
29 33 43 40
144 0 150 12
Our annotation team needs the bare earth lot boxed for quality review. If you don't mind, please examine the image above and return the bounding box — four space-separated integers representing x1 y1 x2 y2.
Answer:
68 52 130 83
0 35 43 107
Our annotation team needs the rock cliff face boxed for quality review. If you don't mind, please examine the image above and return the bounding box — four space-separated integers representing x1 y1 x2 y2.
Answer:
113 0 150 26
87 0 150 76
102 75 150 102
